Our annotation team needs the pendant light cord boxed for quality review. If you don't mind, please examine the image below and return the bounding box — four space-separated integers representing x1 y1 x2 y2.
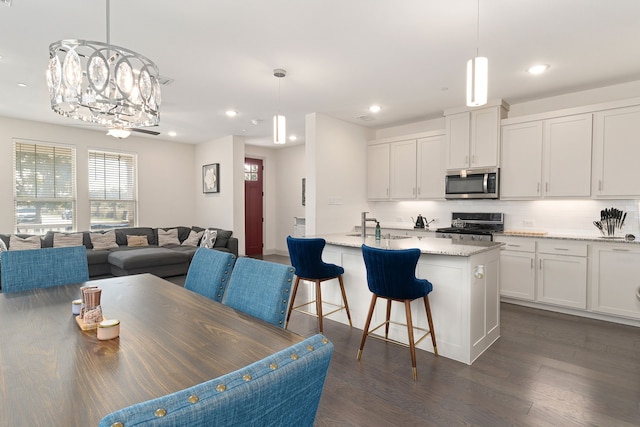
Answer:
475 0 480 57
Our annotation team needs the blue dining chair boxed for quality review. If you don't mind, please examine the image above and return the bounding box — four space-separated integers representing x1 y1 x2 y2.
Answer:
98 333 334 427
223 257 295 328
286 236 352 333
358 244 437 380
0 246 89 293
183 248 236 302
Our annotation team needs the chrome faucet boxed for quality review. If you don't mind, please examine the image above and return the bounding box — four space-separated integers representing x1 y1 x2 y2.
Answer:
361 211 377 239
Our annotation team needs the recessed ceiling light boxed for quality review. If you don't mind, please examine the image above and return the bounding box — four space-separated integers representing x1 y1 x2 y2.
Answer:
289 135 297 141
369 104 382 113
527 64 549 75
17 83 27 87
225 110 237 117
168 131 177 137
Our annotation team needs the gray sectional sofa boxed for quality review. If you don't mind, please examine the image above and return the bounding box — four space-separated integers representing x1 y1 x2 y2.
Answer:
0 226 238 282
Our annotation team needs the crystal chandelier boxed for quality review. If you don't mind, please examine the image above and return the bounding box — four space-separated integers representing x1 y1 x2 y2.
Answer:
46 0 161 132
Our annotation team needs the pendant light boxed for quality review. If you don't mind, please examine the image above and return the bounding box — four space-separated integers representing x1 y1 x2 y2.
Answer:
466 0 488 107
273 68 286 145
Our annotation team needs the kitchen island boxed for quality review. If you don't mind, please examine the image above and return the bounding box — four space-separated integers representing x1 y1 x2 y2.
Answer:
299 233 502 365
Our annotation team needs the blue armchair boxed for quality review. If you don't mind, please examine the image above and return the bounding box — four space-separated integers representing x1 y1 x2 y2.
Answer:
98 334 334 427
0 246 89 293
358 244 437 380
184 248 236 302
223 257 295 327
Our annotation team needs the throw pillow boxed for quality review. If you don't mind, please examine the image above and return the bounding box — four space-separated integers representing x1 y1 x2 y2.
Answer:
158 228 180 247
127 235 149 247
182 230 204 246
199 229 218 249
53 232 83 248
9 235 41 250
90 230 119 250
0 239 6 252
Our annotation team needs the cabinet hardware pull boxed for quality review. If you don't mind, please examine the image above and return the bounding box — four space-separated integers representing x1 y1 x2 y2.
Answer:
598 180 602 191
537 182 540 194
546 182 549 193
386 188 389 196
612 248 629 252
465 155 469 165
508 244 521 248
530 259 534 269
539 259 542 270
636 286 640 302
554 248 569 251
413 188 416 195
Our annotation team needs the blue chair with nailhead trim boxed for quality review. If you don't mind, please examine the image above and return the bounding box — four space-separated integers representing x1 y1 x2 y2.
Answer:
358 244 438 380
223 257 295 328
98 334 334 427
184 248 236 302
0 246 89 293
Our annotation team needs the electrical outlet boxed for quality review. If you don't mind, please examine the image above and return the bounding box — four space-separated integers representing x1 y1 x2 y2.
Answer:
523 219 535 227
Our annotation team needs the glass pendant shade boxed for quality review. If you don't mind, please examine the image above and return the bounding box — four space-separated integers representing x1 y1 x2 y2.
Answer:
46 39 161 130
466 56 488 107
273 115 286 145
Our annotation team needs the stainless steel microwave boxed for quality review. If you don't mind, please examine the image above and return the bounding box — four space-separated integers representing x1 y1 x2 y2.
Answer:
445 167 499 199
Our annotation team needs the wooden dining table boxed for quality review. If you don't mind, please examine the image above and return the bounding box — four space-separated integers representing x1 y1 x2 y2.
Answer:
0 273 303 426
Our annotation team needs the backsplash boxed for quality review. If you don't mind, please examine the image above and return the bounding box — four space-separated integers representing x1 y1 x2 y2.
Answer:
369 199 640 238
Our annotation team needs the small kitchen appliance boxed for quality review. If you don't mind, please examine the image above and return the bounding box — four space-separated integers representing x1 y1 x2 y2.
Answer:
436 212 504 241
414 215 426 229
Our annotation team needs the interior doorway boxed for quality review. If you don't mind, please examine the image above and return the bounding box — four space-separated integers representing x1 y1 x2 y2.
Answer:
244 158 263 256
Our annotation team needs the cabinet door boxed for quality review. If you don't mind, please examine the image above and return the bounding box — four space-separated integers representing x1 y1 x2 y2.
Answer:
543 114 592 197
390 140 417 199
593 105 640 198
417 135 445 199
367 143 390 200
537 254 587 309
591 245 640 320
446 112 471 169
471 107 500 168
500 121 543 198
499 250 535 300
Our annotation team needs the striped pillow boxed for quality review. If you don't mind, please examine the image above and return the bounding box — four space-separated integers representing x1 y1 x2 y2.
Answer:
90 230 119 250
9 235 41 250
53 232 83 248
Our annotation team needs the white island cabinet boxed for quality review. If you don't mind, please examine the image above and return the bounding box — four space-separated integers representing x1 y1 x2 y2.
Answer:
302 234 501 365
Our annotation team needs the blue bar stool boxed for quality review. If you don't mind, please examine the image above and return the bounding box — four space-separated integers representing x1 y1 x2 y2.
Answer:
286 236 352 333
358 244 437 380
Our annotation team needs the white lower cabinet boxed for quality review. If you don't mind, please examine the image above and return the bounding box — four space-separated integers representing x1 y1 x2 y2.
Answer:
591 244 640 320
494 237 535 300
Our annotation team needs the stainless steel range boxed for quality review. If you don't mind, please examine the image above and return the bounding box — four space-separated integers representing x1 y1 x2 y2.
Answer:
436 212 504 242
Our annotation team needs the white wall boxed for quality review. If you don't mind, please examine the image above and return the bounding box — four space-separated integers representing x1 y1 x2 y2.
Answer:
0 116 196 233
272 144 306 255
194 135 246 254
305 113 374 235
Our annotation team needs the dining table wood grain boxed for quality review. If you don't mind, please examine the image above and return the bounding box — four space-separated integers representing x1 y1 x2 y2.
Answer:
0 273 303 426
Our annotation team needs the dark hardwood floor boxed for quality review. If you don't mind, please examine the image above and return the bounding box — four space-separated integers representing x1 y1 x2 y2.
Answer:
171 255 640 426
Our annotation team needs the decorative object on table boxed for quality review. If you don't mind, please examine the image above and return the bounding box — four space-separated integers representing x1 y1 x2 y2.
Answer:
97 319 120 340
203 163 220 193
76 286 104 330
594 207 627 238
72 299 82 315
45 0 162 139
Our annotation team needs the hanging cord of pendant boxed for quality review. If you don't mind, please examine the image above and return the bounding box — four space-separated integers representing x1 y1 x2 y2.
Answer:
475 0 480 57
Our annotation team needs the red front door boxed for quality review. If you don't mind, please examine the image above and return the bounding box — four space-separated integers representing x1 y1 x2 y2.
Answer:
244 158 263 256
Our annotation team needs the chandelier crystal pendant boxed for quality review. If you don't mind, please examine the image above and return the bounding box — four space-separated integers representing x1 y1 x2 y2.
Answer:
466 0 488 107
273 68 287 145
46 0 161 133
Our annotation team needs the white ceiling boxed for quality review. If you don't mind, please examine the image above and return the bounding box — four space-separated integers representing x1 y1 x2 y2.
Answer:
1 0 639 146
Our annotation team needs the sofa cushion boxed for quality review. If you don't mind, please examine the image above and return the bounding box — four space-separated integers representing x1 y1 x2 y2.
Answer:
115 227 157 246
158 228 180 247
90 230 119 250
193 227 232 249
181 230 204 246
9 235 42 250
108 247 190 270
53 232 84 248
199 229 218 248
127 235 149 247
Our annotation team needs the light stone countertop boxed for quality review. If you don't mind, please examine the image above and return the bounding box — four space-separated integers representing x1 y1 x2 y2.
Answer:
316 232 502 257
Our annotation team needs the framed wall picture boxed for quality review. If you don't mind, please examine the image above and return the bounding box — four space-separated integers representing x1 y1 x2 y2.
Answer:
203 163 219 193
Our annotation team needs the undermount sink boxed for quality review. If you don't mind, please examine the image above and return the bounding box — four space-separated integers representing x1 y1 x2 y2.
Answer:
345 233 412 240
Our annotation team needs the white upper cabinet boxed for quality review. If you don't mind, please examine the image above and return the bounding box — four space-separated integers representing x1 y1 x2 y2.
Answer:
446 103 506 170
367 143 390 200
592 105 640 198
501 114 592 199
390 139 417 199
417 135 446 199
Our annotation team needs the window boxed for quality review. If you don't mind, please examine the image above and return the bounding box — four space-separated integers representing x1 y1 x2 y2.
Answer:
89 150 137 230
13 141 76 233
